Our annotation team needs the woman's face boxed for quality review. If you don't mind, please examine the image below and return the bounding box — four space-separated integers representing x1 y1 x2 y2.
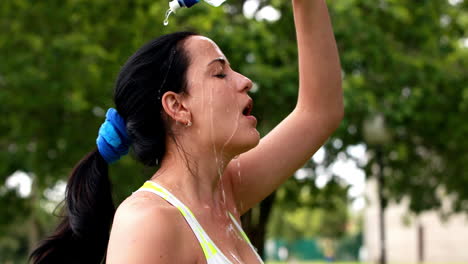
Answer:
182 36 260 157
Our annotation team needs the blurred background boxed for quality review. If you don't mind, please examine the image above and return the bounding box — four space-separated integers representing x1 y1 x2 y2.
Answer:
1 0 468 263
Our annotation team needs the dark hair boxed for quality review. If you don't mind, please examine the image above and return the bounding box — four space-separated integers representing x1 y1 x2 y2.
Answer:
30 31 198 264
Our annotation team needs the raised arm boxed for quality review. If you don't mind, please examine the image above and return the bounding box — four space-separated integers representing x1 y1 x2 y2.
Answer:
226 0 343 214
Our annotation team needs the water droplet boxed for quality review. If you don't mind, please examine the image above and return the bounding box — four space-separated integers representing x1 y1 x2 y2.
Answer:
236 159 241 183
219 94 241 165
229 251 243 264
163 9 173 26
221 187 226 204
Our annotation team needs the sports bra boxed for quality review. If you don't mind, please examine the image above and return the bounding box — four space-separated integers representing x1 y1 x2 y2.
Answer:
135 181 264 264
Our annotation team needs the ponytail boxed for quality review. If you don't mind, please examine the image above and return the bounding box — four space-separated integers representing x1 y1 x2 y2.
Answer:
30 149 114 263
31 108 129 263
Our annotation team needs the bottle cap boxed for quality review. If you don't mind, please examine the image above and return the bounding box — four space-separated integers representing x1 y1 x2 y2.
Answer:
183 0 200 7
169 0 181 13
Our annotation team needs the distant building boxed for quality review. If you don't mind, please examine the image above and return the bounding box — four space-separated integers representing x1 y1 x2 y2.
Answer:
364 179 468 263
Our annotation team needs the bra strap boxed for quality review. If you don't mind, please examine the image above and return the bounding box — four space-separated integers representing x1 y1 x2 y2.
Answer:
136 181 219 260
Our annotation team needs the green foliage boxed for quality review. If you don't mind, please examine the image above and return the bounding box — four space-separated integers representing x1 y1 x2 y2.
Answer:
267 177 349 242
335 232 362 261
327 0 468 214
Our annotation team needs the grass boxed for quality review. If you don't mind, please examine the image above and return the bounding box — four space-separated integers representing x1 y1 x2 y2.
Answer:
265 262 468 264
265 262 360 264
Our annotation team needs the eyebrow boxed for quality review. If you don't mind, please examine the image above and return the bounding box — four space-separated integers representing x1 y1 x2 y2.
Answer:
207 57 230 67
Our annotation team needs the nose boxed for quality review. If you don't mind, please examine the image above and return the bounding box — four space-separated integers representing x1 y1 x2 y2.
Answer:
239 74 253 93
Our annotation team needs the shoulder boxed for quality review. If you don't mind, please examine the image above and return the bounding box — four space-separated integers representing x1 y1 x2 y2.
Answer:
106 192 199 264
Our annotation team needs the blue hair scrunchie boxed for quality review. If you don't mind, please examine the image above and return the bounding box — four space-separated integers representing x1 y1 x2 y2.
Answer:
96 108 131 164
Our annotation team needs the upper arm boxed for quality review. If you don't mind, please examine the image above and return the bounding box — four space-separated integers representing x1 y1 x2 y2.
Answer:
106 200 189 264
227 108 343 214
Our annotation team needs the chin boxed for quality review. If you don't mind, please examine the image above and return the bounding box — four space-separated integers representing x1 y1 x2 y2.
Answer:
236 130 260 154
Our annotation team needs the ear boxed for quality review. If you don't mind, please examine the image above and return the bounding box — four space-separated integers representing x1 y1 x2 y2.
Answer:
161 91 191 125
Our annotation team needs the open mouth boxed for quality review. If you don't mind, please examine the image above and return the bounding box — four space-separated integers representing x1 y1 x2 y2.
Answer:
242 100 253 116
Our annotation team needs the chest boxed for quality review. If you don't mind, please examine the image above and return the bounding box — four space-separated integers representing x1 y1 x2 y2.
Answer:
182 213 262 264
208 221 261 263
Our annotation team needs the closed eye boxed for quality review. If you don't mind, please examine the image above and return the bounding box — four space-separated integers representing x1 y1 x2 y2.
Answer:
214 73 226 79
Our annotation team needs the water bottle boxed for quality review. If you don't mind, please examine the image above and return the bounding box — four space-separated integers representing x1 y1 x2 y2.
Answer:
168 0 226 13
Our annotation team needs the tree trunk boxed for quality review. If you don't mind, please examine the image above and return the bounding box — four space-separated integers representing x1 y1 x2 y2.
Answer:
241 192 275 259
28 176 40 255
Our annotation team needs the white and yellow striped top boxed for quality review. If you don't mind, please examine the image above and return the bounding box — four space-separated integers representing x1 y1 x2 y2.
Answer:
135 181 264 264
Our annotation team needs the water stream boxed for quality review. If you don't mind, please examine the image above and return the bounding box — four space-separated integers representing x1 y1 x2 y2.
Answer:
163 9 173 26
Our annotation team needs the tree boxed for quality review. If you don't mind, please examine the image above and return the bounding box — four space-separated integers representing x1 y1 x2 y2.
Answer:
328 0 468 214
267 177 349 242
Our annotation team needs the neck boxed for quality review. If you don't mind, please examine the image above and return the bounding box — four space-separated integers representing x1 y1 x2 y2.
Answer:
151 138 234 211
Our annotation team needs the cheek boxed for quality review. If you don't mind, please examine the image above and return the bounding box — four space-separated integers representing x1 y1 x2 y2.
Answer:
216 88 240 122
190 77 240 130
198 78 237 112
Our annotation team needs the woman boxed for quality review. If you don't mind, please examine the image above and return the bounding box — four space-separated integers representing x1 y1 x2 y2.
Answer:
31 0 343 263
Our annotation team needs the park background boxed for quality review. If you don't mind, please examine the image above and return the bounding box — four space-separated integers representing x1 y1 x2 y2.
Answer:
1 0 468 263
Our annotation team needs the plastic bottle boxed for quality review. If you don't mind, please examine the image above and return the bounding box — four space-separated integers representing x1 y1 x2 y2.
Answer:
168 0 226 13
